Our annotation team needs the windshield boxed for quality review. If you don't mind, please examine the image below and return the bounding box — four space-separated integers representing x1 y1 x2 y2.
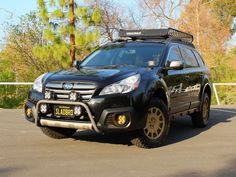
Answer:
80 43 165 68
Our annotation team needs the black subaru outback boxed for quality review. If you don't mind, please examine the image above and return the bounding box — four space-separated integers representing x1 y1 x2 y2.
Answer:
24 28 211 148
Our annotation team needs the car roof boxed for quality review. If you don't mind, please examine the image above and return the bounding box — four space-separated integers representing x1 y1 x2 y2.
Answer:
104 39 195 49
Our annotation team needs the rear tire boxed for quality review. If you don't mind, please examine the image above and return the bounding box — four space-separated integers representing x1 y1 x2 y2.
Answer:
40 127 76 139
131 99 170 148
191 93 210 128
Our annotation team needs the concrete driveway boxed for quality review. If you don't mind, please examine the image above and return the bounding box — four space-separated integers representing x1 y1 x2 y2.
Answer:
0 106 236 177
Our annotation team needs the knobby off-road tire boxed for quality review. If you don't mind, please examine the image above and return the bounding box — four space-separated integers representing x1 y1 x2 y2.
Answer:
131 99 170 148
40 127 76 139
191 93 210 128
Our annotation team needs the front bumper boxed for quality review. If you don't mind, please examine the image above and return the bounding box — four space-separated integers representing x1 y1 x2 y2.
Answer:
25 99 142 133
35 100 100 132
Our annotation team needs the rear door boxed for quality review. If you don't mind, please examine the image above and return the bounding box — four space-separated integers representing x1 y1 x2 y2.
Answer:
180 46 202 109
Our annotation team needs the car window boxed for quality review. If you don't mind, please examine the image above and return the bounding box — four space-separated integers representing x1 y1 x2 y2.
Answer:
193 50 205 67
167 46 183 62
80 44 165 68
181 47 199 67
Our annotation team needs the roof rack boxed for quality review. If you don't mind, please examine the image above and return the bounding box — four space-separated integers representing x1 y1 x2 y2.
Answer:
119 28 193 43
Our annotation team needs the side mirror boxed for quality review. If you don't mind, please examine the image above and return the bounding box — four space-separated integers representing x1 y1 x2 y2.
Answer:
73 60 81 68
166 60 183 70
147 60 156 67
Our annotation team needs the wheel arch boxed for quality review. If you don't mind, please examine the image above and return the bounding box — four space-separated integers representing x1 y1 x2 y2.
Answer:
153 88 168 107
201 82 212 104
145 78 170 112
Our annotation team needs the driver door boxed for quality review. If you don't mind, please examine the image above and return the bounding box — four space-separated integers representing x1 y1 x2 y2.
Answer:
163 45 191 114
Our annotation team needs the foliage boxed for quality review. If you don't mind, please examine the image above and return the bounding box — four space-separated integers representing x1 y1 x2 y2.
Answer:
0 58 31 108
0 12 63 81
0 0 102 108
175 0 236 104
176 0 234 78
211 0 236 31
0 0 236 107
0 3 101 108
98 0 138 42
0 85 31 108
36 0 101 66
140 0 186 28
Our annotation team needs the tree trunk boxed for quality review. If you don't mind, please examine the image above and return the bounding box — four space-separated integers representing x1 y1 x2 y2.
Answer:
69 0 76 67
195 0 200 49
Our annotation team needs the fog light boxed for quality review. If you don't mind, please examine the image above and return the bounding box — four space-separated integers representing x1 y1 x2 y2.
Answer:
74 106 82 116
45 90 51 100
117 115 127 125
40 104 47 114
113 114 128 126
69 92 77 101
26 108 32 117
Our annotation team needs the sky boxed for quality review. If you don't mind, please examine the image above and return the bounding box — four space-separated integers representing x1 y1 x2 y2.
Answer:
0 1 38 41
0 0 137 43
0 0 235 46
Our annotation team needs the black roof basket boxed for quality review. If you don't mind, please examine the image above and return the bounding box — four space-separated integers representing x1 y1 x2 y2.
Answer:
119 28 193 43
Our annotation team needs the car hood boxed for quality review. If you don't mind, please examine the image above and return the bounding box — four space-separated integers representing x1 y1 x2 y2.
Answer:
44 66 146 85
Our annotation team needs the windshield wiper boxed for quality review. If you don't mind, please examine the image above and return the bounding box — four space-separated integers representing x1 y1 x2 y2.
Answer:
95 64 134 69
80 64 135 69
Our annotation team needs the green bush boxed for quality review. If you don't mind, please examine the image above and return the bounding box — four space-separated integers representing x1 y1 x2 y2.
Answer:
0 85 31 108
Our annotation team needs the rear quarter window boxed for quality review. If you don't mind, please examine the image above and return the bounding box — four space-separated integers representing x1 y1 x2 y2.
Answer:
180 47 199 68
193 50 205 67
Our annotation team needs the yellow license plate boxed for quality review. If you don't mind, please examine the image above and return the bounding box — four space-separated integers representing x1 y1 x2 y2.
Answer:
54 105 74 117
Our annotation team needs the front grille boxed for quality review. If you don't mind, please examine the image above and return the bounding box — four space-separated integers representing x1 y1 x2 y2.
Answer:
45 82 96 102
105 113 114 125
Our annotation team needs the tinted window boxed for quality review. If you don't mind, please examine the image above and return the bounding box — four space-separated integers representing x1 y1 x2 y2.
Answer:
167 46 183 62
81 43 165 68
181 47 199 67
193 50 205 67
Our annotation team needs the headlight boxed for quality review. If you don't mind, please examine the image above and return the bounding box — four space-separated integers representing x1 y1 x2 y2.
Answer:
99 74 140 95
33 73 47 92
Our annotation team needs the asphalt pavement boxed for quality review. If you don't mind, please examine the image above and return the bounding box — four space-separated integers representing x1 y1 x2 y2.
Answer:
0 106 236 177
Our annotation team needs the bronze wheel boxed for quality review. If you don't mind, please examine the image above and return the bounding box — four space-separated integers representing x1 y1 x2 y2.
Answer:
202 98 210 123
131 99 170 148
144 107 165 140
191 93 210 128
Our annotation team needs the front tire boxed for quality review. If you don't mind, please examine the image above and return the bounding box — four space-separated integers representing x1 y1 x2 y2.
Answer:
40 127 76 139
131 99 170 148
191 93 210 128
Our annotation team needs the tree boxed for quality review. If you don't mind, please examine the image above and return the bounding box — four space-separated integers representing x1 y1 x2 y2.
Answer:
211 0 236 32
0 13 38 108
98 0 139 42
98 0 125 42
175 0 235 82
140 0 185 28
0 12 55 80
0 58 30 108
36 0 101 66
176 0 231 56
